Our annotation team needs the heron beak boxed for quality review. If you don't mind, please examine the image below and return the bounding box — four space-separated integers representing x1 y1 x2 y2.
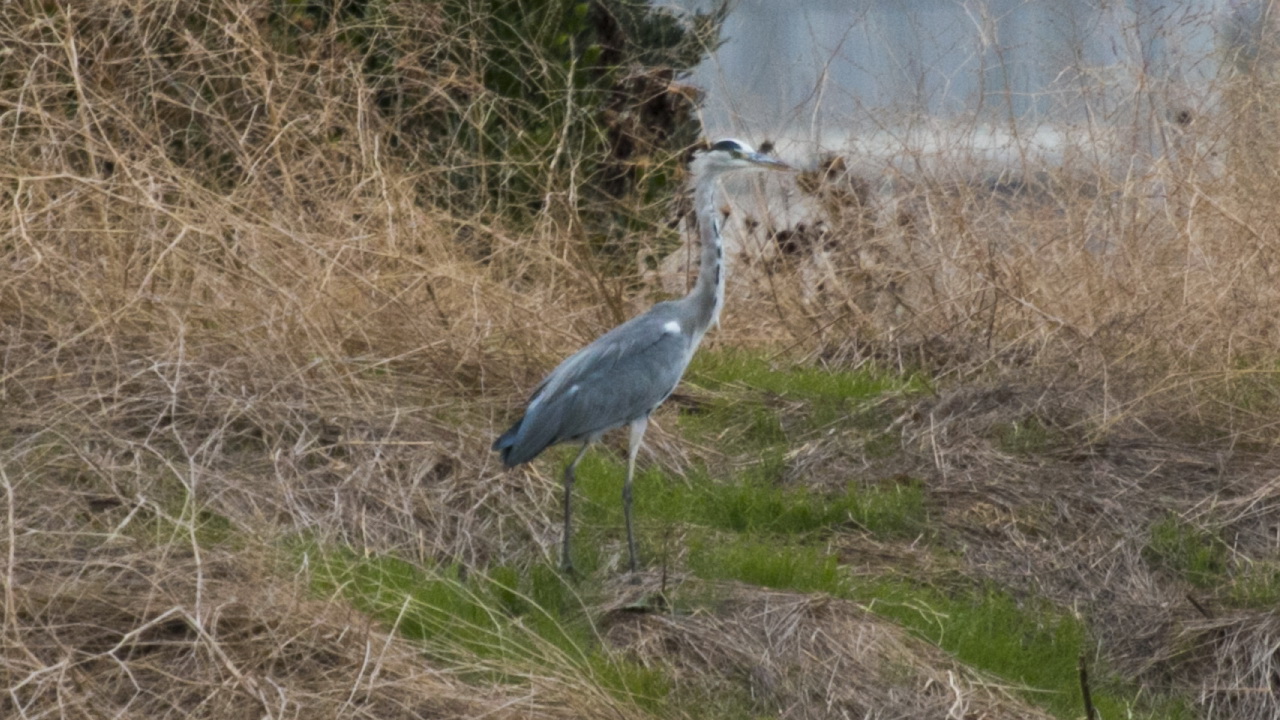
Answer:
747 151 792 171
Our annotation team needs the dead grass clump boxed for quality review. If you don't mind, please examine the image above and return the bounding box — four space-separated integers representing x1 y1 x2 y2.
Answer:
1 341 559 568
1159 611 1280 718
1 547 582 720
602 581 1052 720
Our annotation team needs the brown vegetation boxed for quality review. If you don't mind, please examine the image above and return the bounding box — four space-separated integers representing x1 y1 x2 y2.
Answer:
2 1 1279 718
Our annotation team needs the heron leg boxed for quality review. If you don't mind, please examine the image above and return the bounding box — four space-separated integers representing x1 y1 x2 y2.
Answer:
623 416 649 577
560 442 591 575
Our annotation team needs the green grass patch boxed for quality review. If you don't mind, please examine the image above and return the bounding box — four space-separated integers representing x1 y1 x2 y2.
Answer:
686 537 844 593
994 416 1060 454
696 474 925 537
679 349 927 450
1144 516 1280 607
849 578 1191 720
309 550 671 711
679 393 789 448
1227 561 1280 607
842 480 928 537
124 496 240 550
1219 365 1280 414
687 349 929 400
854 580 1091 716
564 451 927 564
1144 514 1228 588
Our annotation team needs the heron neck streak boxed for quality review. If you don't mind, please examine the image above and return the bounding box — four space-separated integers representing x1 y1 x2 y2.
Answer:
688 178 725 340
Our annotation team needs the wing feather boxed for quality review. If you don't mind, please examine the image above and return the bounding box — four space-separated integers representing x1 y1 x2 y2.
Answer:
495 308 692 466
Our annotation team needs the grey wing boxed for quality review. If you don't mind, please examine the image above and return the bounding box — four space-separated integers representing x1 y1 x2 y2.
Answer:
499 315 691 465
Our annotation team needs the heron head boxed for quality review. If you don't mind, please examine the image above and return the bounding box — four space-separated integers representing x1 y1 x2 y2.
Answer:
691 138 791 177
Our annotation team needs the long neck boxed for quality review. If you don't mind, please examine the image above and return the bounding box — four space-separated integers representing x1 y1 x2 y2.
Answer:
686 175 725 339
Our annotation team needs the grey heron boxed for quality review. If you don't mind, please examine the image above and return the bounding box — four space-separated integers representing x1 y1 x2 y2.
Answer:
494 139 791 574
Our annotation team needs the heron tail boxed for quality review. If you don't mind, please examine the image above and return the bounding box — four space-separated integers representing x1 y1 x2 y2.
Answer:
491 417 524 467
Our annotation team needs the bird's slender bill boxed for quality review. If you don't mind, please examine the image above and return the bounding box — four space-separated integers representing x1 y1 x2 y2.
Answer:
746 151 791 171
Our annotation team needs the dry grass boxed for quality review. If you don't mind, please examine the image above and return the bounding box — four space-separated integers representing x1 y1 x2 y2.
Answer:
1164 611 1280 718
3 547 592 719
3 1 1280 718
0 2 612 716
